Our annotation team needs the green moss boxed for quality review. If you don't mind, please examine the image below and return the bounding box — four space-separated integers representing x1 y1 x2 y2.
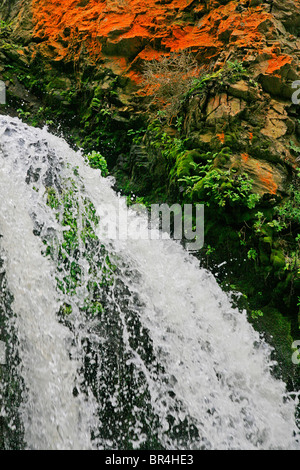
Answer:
175 151 195 178
271 250 286 270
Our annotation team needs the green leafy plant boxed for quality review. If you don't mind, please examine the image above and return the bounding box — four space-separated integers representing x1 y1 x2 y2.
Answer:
85 151 109 177
0 19 12 37
253 211 265 234
247 248 258 261
127 127 147 145
147 119 187 164
283 250 300 273
180 165 260 210
275 188 300 228
290 140 300 156
251 309 264 320
225 60 248 83
17 108 31 121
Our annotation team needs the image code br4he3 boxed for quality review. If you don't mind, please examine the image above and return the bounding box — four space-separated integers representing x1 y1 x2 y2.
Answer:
104 454 194 467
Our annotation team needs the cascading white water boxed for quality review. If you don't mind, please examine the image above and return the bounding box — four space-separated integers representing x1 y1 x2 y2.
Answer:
0 115 299 450
0 117 98 450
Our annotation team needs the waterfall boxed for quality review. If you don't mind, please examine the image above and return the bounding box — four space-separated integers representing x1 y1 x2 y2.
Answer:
0 115 299 450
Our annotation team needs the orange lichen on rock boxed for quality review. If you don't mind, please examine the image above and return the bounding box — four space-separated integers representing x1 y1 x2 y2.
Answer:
259 172 278 195
217 132 225 144
255 161 278 195
266 55 293 76
30 0 286 87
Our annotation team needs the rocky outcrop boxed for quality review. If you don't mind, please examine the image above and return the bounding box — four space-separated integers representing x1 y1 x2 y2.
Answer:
1 1 299 191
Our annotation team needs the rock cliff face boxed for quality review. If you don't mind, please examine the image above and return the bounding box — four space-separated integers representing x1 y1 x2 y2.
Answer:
1 1 300 188
0 1 300 376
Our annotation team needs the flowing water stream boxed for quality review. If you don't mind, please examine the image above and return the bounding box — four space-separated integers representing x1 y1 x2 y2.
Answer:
0 115 299 450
